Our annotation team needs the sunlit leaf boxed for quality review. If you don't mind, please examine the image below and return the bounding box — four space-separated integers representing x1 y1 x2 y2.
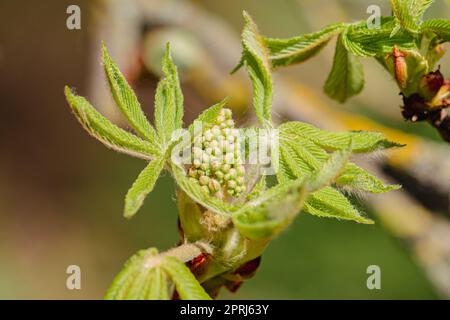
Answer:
264 23 345 67
124 157 165 218
102 44 158 143
241 11 273 125
233 178 306 239
324 33 364 103
161 256 212 300
105 248 172 300
421 19 450 42
337 163 401 193
280 121 403 153
65 86 160 160
304 186 373 224
390 0 435 34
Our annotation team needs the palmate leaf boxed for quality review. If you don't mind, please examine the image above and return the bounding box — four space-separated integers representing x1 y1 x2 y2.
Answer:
240 11 273 126
155 45 184 146
279 131 397 194
154 78 175 145
102 44 159 144
232 178 307 239
324 33 364 103
280 121 403 153
65 86 160 160
422 19 450 42
336 163 400 194
162 43 184 130
304 186 373 224
187 98 228 133
344 18 417 57
390 0 435 34
105 248 172 300
264 23 346 67
277 126 399 224
124 157 165 219
306 147 351 192
105 248 211 300
161 256 211 300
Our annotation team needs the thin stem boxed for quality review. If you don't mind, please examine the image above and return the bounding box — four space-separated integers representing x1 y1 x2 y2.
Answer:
161 241 213 263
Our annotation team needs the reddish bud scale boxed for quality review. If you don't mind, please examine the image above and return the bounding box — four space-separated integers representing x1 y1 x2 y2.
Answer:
186 253 209 277
420 70 445 99
393 46 408 89
224 280 243 293
233 256 262 279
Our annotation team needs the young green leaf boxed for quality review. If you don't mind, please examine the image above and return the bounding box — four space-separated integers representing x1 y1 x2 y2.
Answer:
177 190 208 242
127 265 157 300
154 78 176 145
280 121 403 153
279 129 397 194
306 148 351 192
105 248 173 300
324 33 364 103
280 133 352 191
102 44 158 143
337 163 401 193
147 267 172 300
187 98 228 133
241 11 273 126
154 44 186 146
162 43 184 130
278 136 325 180
161 256 212 300
105 249 148 300
264 23 345 67
124 157 165 218
421 19 450 42
390 0 435 34
276 149 297 183
232 178 307 239
304 186 373 224
344 19 416 57
65 86 160 160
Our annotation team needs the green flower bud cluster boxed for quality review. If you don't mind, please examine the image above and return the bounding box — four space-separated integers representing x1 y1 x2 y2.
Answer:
188 108 246 198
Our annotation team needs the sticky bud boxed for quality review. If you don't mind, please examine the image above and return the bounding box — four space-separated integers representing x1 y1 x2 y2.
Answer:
393 46 408 89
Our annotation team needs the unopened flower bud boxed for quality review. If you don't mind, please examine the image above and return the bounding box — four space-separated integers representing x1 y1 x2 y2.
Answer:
216 115 225 124
188 168 197 178
208 179 221 193
215 171 224 181
199 175 210 186
227 180 236 189
211 161 221 170
193 159 201 168
222 108 232 119
212 127 221 137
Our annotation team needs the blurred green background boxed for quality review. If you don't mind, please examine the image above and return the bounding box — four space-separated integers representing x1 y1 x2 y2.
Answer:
1 0 449 299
